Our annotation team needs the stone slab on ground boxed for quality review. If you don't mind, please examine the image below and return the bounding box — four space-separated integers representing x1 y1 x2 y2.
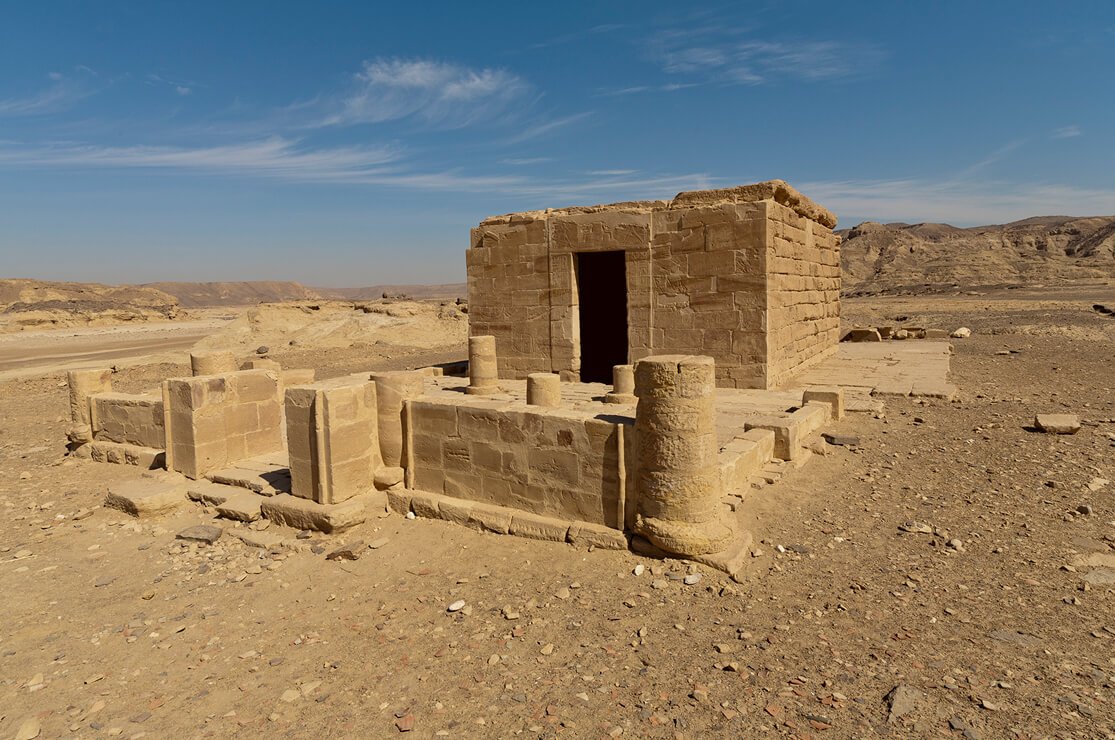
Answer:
186 481 236 507
230 528 290 549
566 521 628 550
260 492 370 533
1034 414 1081 434
216 493 263 522
105 479 186 518
207 464 292 495
175 524 222 544
467 502 513 534
509 511 570 542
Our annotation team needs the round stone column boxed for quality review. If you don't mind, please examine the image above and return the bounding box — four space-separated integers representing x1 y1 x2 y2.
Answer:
633 355 731 556
371 370 426 468
604 364 636 404
526 373 561 407
466 335 500 395
191 351 238 376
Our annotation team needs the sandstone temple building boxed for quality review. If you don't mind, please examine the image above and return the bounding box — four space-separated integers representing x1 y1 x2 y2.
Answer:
466 180 840 389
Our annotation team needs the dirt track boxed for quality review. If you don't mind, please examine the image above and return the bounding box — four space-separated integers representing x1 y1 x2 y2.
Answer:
0 321 225 379
0 290 1113 738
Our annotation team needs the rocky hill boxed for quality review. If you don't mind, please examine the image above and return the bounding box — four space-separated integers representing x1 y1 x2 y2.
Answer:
839 215 1115 294
314 283 466 301
142 281 321 307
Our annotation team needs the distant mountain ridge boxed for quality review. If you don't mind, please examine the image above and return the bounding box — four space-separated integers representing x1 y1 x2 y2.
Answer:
143 281 320 307
314 283 466 301
839 215 1115 294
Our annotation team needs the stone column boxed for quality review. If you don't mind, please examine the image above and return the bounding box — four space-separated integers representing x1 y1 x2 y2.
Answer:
604 364 636 404
465 335 500 395
633 355 731 556
66 369 113 445
526 373 561 407
371 370 426 469
191 351 238 376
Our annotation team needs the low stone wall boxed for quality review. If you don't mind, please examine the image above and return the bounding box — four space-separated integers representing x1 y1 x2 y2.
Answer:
91 392 165 449
163 369 284 479
408 398 633 530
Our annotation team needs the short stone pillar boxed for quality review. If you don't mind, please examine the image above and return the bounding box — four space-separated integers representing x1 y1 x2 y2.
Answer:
633 355 731 556
67 369 113 445
191 351 238 376
527 373 561 407
604 364 636 404
466 335 500 395
285 378 380 504
370 370 426 468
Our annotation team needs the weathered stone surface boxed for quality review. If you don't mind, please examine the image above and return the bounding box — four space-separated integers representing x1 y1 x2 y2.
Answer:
216 493 263 522
566 521 627 550
105 479 185 518
260 493 369 533
175 524 223 544
409 490 441 519
467 502 513 534
802 387 844 420
509 511 570 542
843 328 882 342
437 496 474 526
374 466 404 490
1034 414 1081 434
187 481 235 507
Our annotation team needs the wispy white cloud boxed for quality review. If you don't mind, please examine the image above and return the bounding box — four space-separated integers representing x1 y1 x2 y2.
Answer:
315 58 529 128
527 23 627 50
0 137 402 182
504 112 592 144
952 138 1028 180
1052 124 1081 139
146 73 197 97
0 70 97 116
500 157 553 166
647 27 885 86
0 135 717 201
800 178 1115 226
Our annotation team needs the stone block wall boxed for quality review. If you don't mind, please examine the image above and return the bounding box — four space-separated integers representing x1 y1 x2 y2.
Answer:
285 377 381 504
764 201 841 387
467 180 839 389
91 392 165 449
163 369 284 479
408 398 632 529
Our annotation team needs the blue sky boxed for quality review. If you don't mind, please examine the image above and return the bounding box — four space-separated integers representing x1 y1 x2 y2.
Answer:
1 1 1113 285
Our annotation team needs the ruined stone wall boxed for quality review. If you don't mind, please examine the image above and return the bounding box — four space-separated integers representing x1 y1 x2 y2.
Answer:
285 377 380 505
163 369 283 479
467 181 839 389
408 398 632 529
764 201 841 387
649 202 769 388
91 392 165 449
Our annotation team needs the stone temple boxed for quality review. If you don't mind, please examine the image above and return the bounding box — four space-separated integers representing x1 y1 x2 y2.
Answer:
66 180 957 577
466 180 840 389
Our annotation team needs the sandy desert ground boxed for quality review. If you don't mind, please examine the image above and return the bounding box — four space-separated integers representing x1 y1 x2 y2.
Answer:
1 287 1113 739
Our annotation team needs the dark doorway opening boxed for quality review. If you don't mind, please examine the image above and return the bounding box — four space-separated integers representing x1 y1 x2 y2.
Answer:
575 250 628 384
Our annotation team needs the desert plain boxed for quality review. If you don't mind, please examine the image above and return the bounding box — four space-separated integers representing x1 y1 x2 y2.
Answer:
0 274 1112 739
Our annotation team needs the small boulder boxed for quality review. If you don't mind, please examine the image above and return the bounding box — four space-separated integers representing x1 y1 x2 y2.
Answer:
1034 414 1081 434
175 524 223 544
951 327 972 338
842 328 881 342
